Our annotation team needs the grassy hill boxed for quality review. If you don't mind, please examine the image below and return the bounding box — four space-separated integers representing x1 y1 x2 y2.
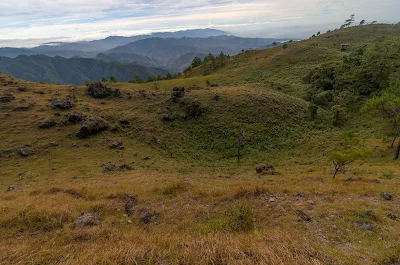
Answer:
1 24 400 265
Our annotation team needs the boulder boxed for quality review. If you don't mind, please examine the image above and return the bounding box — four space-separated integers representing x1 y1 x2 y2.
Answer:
38 119 56 129
20 147 31 157
0 93 15 102
295 210 311 222
171 87 185 102
256 165 276 175
87 82 112 98
73 213 100 228
108 141 123 149
103 162 116 172
52 99 74 110
381 192 393 201
7 185 15 192
118 164 132 171
76 117 109 138
68 112 84 123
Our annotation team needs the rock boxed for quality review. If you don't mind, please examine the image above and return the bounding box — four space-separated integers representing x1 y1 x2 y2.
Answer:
20 147 31 157
119 119 129 125
7 185 15 192
387 212 398 220
73 213 100 228
108 141 123 149
212 95 221 101
52 99 74 110
139 208 160 224
38 119 56 129
143 156 150 160
256 165 276 175
68 112 84 123
33 90 45 94
0 93 15 102
54 112 61 117
13 104 31 111
210 83 219 87
358 222 374 231
113 88 121 97
181 99 203 117
87 82 112 98
17 86 27 92
125 195 138 217
269 198 276 203
76 117 109 138
381 192 393 201
118 164 132 171
127 220 132 224
171 87 185 102
103 162 116 172
295 210 311 222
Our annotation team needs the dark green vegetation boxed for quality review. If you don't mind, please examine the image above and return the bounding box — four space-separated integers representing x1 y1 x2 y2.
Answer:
1 24 400 265
0 55 170 85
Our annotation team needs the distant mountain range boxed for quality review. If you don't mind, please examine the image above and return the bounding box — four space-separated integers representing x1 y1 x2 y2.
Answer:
0 55 169 85
0 28 291 82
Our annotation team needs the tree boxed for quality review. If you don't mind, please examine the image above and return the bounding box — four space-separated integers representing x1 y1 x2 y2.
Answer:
191 57 202 68
84 80 90 87
360 19 366 25
133 75 142 83
331 149 366 178
362 77 400 159
282 43 288 49
272 42 277 46
101 77 107 82
331 131 369 178
371 21 377 24
317 31 320 36
109 75 117 82
343 14 355 28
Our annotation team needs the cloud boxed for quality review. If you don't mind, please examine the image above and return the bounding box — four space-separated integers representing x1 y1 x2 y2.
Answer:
0 0 399 47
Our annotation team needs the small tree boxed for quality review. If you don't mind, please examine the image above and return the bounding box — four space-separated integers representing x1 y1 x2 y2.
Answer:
362 77 400 159
84 80 90 87
109 75 117 82
101 77 107 82
191 57 202 68
331 149 366 178
317 31 320 36
282 43 288 49
360 19 366 25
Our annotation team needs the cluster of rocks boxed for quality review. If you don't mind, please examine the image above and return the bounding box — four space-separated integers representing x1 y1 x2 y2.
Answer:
20 147 32 157
103 162 133 172
108 141 124 150
256 165 276 175
171 87 185 102
0 93 15 102
73 213 101 228
68 112 85 123
52 98 74 110
38 119 56 129
76 117 109 138
87 82 112 98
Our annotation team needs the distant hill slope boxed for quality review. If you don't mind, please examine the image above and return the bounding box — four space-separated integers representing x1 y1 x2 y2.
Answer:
95 53 162 68
0 55 170 85
105 36 286 63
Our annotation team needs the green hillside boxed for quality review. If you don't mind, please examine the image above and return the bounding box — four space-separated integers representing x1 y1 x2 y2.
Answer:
1 24 400 265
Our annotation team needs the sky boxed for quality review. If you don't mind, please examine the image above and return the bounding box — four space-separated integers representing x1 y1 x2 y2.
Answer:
0 0 399 47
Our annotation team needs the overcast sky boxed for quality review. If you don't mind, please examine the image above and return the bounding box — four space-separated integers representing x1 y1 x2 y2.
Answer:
0 0 399 47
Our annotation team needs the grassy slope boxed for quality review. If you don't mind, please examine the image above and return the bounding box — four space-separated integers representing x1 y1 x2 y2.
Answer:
1 24 400 264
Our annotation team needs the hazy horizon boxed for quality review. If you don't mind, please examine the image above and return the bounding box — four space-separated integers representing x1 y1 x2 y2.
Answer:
1 0 399 48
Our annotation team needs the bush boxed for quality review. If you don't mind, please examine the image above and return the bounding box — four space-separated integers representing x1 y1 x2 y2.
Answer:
226 201 254 232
